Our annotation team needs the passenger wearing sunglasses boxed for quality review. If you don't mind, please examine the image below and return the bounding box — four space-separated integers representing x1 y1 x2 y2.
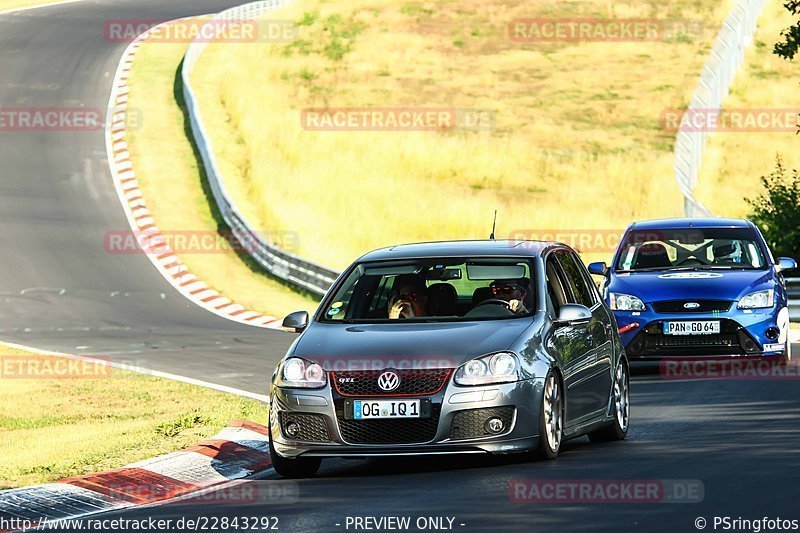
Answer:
489 279 529 315
388 274 429 319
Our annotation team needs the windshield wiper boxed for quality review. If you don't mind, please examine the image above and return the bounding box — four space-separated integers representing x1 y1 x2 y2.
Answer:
618 266 693 273
620 264 755 273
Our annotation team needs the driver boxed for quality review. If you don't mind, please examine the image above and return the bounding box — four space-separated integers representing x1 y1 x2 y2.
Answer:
489 278 529 314
713 240 744 265
388 274 429 319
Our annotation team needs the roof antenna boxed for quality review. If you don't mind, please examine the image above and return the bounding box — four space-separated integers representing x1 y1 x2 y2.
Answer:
489 210 497 240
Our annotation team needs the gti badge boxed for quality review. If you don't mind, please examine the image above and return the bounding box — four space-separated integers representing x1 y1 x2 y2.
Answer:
684 302 701 309
377 370 401 392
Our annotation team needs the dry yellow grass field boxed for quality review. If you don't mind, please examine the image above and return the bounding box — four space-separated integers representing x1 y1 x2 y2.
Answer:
192 0 735 269
0 345 268 489
0 0 78 12
695 1 800 215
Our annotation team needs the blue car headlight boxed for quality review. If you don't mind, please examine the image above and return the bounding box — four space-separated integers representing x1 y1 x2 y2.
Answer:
454 352 519 386
276 357 326 388
737 289 774 309
609 293 646 311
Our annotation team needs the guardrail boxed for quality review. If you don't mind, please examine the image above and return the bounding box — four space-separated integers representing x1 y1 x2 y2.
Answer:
181 0 341 296
674 0 768 217
788 278 800 322
181 0 792 319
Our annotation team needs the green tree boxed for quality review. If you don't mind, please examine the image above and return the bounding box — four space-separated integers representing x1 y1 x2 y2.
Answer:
747 157 800 259
774 0 800 60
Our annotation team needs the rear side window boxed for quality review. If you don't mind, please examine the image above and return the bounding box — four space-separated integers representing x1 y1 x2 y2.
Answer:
555 251 595 308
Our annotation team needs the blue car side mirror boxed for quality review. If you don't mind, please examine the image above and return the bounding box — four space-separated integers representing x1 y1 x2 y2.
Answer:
777 257 797 272
588 262 608 276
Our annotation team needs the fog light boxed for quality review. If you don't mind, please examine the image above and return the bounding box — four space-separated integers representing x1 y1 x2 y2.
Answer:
285 421 300 438
765 327 780 341
485 417 504 434
628 339 643 355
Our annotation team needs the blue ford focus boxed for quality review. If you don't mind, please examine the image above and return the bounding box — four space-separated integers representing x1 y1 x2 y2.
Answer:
589 218 796 361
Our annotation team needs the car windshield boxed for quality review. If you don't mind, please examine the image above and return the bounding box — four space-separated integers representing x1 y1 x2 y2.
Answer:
320 257 536 323
615 228 767 272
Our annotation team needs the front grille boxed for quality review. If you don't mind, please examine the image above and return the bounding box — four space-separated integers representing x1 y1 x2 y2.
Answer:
278 412 330 442
331 369 451 397
449 406 515 440
646 334 738 348
336 405 441 444
627 319 759 357
651 300 732 313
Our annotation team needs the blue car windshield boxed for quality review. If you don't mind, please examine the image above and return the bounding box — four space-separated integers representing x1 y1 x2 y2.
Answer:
320 258 536 323
615 228 768 272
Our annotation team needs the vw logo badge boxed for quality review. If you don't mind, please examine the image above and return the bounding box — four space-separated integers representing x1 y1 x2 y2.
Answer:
684 302 701 309
377 371 401 392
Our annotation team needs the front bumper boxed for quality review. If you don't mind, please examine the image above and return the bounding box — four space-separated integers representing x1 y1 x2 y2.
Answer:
614 305 788 359
269 377 544 459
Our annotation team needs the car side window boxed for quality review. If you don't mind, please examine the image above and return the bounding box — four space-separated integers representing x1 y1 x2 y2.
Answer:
545 256 569 315
555 251 595 308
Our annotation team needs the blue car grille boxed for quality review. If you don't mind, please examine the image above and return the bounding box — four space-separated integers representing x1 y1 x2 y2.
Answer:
626 319 760 357
651 300 733 314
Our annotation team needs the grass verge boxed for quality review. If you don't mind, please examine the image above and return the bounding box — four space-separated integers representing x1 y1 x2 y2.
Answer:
124 35 319 318
0 346 268 489
695 1 800 215
0 0 82 13
192 0 734 269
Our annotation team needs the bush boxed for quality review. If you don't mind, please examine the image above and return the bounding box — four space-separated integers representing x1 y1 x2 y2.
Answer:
747 157 800 259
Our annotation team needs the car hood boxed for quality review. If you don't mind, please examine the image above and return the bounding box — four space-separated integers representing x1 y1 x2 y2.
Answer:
608 269 774 303
288 319 533 370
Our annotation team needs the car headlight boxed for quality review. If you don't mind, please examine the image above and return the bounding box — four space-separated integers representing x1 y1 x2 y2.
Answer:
609 293 646 311
276 357 326 388
454 352 519 386
738 289 774 309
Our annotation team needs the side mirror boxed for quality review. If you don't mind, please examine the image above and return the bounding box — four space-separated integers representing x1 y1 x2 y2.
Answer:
556 304 592 324
588 262 608 276
777 257 797 272
282 310 309 333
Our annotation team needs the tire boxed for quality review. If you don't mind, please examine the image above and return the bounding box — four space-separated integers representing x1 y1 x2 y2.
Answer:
269 433 321 478
536 371 564 459
589 359 630 443
781 339 792 365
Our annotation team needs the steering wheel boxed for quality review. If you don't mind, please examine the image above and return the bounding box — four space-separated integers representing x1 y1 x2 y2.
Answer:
474 298 512 309
675 257 708 267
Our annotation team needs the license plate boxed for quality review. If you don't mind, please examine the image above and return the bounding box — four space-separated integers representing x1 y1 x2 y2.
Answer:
353 399 421 419
663 320 720 335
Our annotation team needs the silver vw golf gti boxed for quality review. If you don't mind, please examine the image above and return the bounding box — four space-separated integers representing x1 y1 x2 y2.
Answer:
269 241 630 477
